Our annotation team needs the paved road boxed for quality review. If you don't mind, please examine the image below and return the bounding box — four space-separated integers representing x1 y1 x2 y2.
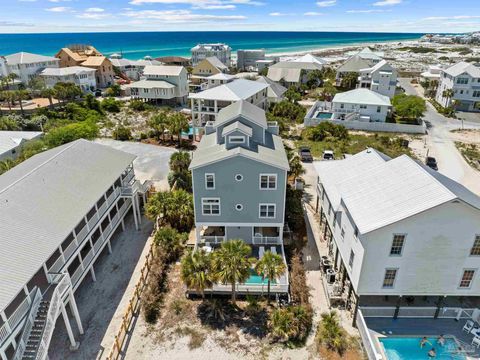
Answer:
399 78 480 195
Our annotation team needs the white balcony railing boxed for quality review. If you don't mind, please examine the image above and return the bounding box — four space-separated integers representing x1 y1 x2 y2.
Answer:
82 248 95 268
201 236 224 244
252 236 281 245
0 288 37 344
70 266 84 287
62 239 78 261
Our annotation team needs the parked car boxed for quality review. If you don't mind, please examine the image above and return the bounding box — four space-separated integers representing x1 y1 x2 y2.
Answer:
298 147 313 162
425 156 438 170
322 150 334 160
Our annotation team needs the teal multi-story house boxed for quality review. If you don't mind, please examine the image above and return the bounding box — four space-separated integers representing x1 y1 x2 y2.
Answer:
189 100 290 295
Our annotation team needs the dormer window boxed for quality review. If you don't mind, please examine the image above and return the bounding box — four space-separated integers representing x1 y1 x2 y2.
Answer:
228 135 245 144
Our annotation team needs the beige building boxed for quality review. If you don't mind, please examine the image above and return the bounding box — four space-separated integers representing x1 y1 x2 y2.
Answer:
55 45 115 88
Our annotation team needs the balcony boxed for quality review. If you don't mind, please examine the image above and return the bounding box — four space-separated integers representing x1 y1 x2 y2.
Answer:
199 226 225 245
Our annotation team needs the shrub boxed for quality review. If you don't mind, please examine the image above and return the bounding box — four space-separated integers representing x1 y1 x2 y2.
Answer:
154 226 188 262
271 100 306 123
289 252 310 305
146 190 194 232
306 122 348 142
129 99 152 111
285 187 307 245
0 115 21 130
392 94 426 121
268 305 312 345
112 125 132 141
45 121 99 147
316 311 349 355
102 98 122 113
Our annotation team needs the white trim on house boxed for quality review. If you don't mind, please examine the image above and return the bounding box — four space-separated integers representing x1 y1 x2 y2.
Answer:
205 173 215 190
201 197 221 216
228 135 246 144
259 173 277 190
258 203 276 219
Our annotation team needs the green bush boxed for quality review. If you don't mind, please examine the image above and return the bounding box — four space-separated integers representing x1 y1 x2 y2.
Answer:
285 187 307 243
271 100 306 123
316 311 349 355
269 305 312 345
112 125 132 141
146 190 194 232
392 94 426 121
129 100 152 111
102 98 122 113
306 122 348 142
154 226 188 262
45 121 99 147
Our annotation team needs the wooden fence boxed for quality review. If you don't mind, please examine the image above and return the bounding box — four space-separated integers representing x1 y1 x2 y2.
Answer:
105 241 155 360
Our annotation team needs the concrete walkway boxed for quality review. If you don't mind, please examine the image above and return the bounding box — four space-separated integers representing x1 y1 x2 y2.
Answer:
48 214 153 360
399 78 480 195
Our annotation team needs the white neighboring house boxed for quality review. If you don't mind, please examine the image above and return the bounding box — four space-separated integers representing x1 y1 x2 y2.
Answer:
358 60 397 98
0 52 60 85
205 73 236 89
332 88 392 122
126 65 188 106
293 53 328 66
237 49 265 71
0 131 43 161
109 55 162 81
0 139 150 360
40 66 97 92
314 149 480 323
435 61 480 112
336 48 383 86
420 64 444 82
191 43 231 67
190 79 269 125
267 61 324 87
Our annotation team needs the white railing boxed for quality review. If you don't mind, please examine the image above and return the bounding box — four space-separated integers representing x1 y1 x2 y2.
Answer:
398 306 437 318
87 214 99 231
356 309 383 360
98 202 108 218
211 281 289 294
360 307 396 318
201 236 224 244
6 294 32 334
82 248 95 268
252 236 281 245
35 273 72 360
62 239 78 262
48 255 65 273
76 225 88 244
70 266 84 287
12 288 42 360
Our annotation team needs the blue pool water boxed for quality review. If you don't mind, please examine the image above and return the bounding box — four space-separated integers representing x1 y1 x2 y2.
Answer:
181 127 201 136
244 269 276 285
380 337 466 360
316 112 333 119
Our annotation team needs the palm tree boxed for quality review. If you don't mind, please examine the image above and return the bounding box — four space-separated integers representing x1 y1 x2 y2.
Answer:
212 239 254 305
288 155 305 182
268 308 295 341
168 112 189 147
1 91 14 113
7 73 18 89
341 72 358 90
41 88 57 108
148 111 170 141
254 251 286 304
442 88 454 106
14 89 30 117
169 151 191 173
181 249 213 299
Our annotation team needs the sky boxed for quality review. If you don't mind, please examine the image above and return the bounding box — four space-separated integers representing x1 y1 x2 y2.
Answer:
1 0 480 34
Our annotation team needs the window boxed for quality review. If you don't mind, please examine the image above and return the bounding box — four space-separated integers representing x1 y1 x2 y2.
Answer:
460 269 476 288
382 269 397 288
235 204 243 211
360 104 367 109
260 174 277 190
205 173 215 189
471 236 480 256
390 234 406 256
349 250 355 269
473 91 480 98
229 135 245 144
377 106 381 113
456 78 469 85
235 174 243 181
340 103 344 109
202 198 220 215
259 204 276 218
341 228 345 239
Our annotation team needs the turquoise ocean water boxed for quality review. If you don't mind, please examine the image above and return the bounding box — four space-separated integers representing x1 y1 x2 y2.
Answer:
0 31 422 59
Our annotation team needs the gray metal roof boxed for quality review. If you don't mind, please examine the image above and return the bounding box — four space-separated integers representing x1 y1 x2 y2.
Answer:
443 61 480 77
0 139 136 311
221 121 253 137
5 52 59 65
40 66 96 76
333 88 391 106
126 79 176 89
189 79 268 101
256 76 287 99
337 55 372 73
0 131 43 156
216 100 267 129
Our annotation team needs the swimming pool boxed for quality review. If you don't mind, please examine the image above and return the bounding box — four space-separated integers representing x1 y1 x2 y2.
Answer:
316 112 333 119
181 127 201 136
380 336 466 360
244 269 276 285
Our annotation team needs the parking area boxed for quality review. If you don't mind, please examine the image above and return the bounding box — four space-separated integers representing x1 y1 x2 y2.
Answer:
95 139 177 191
48 213 153 360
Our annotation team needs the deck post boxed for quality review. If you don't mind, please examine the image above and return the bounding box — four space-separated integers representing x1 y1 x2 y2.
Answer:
0 348 8 360
69 290 84 335
131 196 139 230
434 295 446 319
394 295 402 319
61 302 78 349
107 240 112 254
121 219 125 231
90 267 96 282
315 195 319 213
136 194 142 225
352 294 360 327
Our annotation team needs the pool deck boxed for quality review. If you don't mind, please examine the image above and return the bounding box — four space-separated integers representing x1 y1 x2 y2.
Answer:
366 317 480 359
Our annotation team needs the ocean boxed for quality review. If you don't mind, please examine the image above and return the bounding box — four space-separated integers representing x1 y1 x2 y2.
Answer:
0 31 422 59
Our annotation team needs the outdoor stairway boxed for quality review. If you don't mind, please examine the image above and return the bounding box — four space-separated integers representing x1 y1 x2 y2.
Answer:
21 300 50 360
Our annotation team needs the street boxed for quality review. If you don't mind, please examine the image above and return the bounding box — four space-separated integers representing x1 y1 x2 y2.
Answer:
399 78 480 195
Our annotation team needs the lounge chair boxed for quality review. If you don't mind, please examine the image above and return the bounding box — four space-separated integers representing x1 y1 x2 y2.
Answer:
463 320 474 333
472 336 480 348
270 246 277 255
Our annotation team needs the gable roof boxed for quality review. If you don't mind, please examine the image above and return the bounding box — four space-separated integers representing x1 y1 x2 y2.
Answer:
5 52 58 65
0 131 43 155
40 66 96 76
294 54 328 65
204 56 228 70
207 73 236 81
443 61 480 77
337 55 372 73
357 47 384 60
189 79 268 101
256 76 287 99
314 150 480 235
125 79 176 89
216 100 267 129
359 59 393 73
267 61 323 83
221 121 253 137
81 56 109 67
143 65 184 76
332 88 391 106
0 139 136 311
